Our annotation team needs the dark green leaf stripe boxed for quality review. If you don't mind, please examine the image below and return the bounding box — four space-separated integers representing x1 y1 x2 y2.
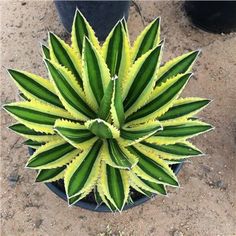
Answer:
106 165 125 210
156 51 199 87
142 178 167 195
107 139 132 168
68 194 81 205
24 140 45 147
84 38 104 105
124 45 162 111
49 33 83 85
121 125 161 140
112 78 125 126
36 166 66 182
55 127 94 143
19 93 29 101
27 143 75 168
8 70 63 108
67 140 102 196
159 99 210 121
99 80 113 121
45 60 96 118
128 146 178 186
141 141 202 156
121 18 128 33
74 10 88 53
4 105 63 125
42 45 50 59
134 18 160 61
155 124 212 137
105 22 123 77
126 73 191 122
94 187 103 205
9 123 44 135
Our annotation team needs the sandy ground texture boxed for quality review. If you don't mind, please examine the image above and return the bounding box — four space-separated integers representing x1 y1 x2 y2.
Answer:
1 1 236 236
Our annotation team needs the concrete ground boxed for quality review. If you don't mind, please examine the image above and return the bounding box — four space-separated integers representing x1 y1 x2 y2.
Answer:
1 1 236 235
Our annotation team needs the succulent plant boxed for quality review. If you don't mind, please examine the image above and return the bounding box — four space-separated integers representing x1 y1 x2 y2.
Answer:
4 10 213 211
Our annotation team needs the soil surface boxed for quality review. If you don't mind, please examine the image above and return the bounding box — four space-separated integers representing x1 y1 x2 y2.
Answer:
1 1 236 236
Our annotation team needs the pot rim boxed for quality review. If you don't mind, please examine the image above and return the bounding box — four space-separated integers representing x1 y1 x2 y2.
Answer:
44 162 184 212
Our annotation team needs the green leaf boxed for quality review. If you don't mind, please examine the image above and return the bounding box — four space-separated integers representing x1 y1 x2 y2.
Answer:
9 123 58 142
85 119 120 139
147 120 213 145
124 44 163 116
158 97 211 124
130 172 167 196
128 145 179 187
141 141 202 160
71 9 100 55
45 59 96 120
26 140 80 169
8 69 63 108
102 21 130 79
83 38 111 110
42 44 50 59
36 166 66 182
132 18 160 61
24 139 45 148
49 32 83 86
54 119 96 149
65 139 103 198
100 162 129 211
121 120 162 146
103 139 138 169
4 101 73 134
156 51 199 87
126 73 192 124
99 76 125 128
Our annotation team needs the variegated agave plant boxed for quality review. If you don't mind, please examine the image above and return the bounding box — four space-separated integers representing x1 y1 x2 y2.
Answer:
4 10 213 211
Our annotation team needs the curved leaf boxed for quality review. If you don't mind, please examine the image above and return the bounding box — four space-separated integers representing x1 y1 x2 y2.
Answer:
49 32 83 86
123 44 163 116
128 145 179 187
85 119 120 139
100 162 129 211
26 139 80 169
45 59 96 120
147 120 213 145
126 73 192 124
8 69 63 108
4 101 73 134
71 9 100 55
54 119 97 149
141 141 202 160
9 123 59 142
158 97 211 125
65 139 103 198
132 18 160 61
102 139 138 169
36 166 66 182
156 50 199 87
83 38 111 110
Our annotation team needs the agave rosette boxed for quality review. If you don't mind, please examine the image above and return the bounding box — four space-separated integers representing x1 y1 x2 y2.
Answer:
4 10 213 211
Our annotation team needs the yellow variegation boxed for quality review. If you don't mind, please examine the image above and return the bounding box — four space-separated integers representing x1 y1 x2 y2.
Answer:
4 10 213 212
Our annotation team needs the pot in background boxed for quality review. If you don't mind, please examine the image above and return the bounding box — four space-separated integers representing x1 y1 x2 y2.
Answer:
184 1 236 34
54 0 130 41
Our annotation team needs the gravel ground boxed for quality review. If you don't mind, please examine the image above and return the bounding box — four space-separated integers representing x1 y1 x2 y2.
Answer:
1 1 236 236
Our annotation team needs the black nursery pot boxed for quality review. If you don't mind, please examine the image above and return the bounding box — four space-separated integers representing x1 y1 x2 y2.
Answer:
29 147 183 212
54 0 130 41
184 1 236 34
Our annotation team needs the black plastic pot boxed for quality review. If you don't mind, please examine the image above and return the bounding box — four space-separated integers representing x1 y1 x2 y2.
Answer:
29 146 183 212
184 1 236 34
54 0 130 41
